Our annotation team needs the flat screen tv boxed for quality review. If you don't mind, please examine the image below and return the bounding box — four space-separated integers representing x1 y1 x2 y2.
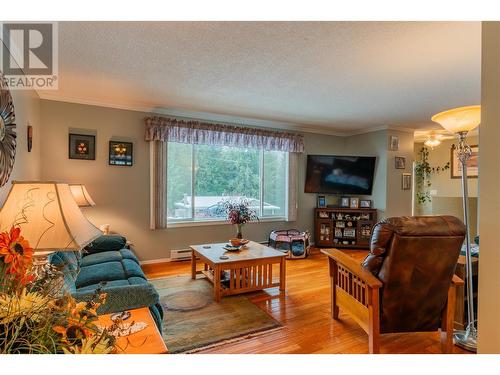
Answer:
305 155 376 195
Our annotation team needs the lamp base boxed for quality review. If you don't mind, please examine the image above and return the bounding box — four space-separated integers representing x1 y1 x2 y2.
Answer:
454 324 477 352
32 253 51 279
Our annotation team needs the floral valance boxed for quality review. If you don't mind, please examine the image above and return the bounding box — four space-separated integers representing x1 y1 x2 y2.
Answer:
144 116 305 153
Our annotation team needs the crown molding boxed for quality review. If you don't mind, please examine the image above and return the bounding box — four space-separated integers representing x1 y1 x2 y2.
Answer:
38 93 420 138
38 93 352 137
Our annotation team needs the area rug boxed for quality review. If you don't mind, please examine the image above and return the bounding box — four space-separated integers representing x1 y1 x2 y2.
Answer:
150 275 282 353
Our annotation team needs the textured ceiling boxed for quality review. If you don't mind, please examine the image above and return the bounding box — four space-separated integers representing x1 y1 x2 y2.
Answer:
38 21 481 135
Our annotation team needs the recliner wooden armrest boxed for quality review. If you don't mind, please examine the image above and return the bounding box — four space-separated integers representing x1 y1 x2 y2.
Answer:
321 248 382 288
451 274 464 286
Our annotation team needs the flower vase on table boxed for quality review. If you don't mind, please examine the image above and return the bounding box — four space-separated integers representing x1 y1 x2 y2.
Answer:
217 198 258 241
235 224 243 239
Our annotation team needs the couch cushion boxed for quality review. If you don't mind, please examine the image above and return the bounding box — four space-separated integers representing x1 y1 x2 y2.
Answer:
75 261 126 288
85 234 127 254
77 279 130 292
80 248 138 267
122 259 145 279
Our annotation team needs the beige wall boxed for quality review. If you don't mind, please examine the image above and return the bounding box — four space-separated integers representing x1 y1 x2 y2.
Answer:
345 129 414 219
385 130 414 218
0 86 42 204
478 21 500 354
40 100 348 261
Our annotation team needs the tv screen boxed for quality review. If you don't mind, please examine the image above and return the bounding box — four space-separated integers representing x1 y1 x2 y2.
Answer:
305 155 376 195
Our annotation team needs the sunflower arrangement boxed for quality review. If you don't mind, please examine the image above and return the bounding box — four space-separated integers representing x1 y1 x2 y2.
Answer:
0 226 116 354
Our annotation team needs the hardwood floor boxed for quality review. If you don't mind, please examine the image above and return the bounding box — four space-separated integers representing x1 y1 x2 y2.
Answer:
142 249 469 354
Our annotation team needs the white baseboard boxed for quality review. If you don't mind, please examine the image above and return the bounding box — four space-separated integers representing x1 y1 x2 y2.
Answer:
139 257 171 265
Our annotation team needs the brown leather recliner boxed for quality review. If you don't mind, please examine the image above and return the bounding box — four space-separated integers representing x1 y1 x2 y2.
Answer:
322 216 466 354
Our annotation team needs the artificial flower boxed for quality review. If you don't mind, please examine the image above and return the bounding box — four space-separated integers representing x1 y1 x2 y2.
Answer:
62 336 115 354
0 226 34 275
0 288 50 324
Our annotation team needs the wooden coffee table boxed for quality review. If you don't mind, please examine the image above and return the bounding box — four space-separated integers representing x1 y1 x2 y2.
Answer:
190 241 287 302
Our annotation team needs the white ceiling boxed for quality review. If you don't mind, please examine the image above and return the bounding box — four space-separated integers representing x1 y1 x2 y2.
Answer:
38 21 481 135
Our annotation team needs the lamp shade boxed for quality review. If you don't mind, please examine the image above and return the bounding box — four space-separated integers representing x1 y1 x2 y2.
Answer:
0 181 102 253
431 105 481 133
69 184 96 207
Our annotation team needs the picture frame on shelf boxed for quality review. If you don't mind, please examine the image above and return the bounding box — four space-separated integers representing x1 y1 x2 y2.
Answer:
360 199 372 208
317 195 326 208
349 197 360 209
395 156 406 169
340 197 350 208
343 228 356 238
69 133 96 160
451 144 478 179
336 221 345 228
402 173 412 190
389 135 399 151
334 228 343 238
109 141 133 166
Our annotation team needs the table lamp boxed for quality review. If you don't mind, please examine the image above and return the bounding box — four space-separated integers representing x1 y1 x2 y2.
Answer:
0 181 102 276
69 184 96 207
431 105 480 352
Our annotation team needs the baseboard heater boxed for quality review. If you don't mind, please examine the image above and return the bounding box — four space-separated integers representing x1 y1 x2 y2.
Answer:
170 248 192 261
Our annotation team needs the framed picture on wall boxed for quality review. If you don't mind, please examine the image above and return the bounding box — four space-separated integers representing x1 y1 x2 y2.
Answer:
451 144 478 179
402 173 412 190
109 141 133 166
395 156 406 169
69 133 96 160
389 135 399 151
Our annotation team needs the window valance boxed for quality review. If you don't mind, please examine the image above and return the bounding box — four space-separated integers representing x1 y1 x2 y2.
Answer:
144 116 305 153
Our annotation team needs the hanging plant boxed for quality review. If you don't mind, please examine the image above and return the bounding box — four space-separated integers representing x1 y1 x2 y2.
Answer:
414 146 450 204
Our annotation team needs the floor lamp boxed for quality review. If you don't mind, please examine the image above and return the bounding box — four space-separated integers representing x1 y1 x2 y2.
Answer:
432 105 481 352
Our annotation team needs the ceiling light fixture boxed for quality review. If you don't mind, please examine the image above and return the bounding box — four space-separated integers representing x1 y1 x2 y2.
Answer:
423 134 442 149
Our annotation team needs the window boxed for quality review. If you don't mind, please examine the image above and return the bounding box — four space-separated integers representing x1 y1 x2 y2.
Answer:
167 142 288 224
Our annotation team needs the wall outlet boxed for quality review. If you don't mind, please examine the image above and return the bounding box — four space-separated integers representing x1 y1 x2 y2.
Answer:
430 189 438 196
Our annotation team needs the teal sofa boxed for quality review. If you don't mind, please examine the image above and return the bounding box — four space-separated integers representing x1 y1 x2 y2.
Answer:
49 235 163 332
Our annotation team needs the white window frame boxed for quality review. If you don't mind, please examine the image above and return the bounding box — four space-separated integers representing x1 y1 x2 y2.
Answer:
166 143 289 228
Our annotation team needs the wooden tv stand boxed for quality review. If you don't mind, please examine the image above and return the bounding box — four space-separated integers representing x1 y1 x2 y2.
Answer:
314 207 377 249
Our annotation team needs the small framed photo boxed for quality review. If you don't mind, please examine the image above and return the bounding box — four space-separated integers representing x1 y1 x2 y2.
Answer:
360 199 372 209
109 141 133 166
343 228 356 238
69 133 95 160
395 156 406 169
389 135 399 151
402 173 412 190
350 197 360 209
340 197 350 208
317 195 326 208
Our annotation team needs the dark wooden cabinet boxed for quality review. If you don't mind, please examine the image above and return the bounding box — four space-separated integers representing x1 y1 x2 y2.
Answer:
314 208 377 249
